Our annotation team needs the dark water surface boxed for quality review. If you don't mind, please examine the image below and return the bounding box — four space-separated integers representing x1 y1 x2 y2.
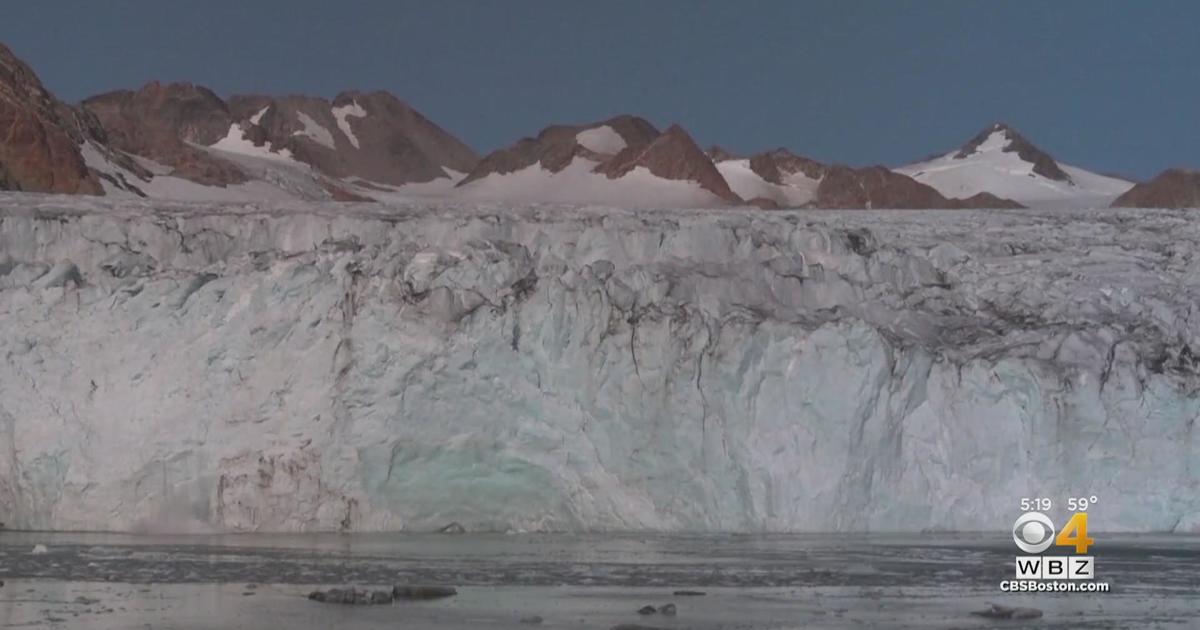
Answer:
1 532 1197 629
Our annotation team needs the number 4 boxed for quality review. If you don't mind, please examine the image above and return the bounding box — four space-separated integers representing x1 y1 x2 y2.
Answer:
1056 512 1094 554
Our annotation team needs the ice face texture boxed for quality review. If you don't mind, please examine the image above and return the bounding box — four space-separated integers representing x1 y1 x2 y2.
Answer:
0 198 1197 534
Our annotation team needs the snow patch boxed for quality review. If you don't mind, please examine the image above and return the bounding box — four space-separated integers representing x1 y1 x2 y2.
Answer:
79 142 137 196
249 106 269 125
129 154 174 176
211 124 296 162
293 112 336 149
332 102 367 149
575 126 627 155
716 159 818 208
967 130 1009 155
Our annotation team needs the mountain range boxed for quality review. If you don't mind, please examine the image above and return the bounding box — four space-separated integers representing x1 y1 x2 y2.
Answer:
1 42 1195 208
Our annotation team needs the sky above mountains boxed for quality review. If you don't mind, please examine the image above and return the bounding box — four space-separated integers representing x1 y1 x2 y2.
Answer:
4 0 1196 179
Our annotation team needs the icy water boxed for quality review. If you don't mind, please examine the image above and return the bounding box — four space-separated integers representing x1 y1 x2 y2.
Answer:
0 532 1197 629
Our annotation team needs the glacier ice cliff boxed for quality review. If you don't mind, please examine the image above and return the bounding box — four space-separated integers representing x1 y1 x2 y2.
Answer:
0 196 1198 533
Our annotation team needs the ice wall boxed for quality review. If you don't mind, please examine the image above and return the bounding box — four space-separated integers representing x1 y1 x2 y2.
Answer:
1 197 1198 533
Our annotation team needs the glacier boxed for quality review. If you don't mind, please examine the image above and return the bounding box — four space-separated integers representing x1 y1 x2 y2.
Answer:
0 195 1198 534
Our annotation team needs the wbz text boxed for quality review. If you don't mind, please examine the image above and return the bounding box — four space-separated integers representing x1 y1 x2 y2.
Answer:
1004 509 1111 593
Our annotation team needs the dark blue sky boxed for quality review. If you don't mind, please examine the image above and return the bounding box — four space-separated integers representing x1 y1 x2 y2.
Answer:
4 1 1196 178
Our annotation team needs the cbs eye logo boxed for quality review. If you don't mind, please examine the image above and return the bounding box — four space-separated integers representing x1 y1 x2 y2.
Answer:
1013 511 1056 553
1012 511 1094 554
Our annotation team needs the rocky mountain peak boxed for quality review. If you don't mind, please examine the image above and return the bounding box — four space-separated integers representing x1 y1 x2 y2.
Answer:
595 124 740 203
1112 168 1200 208
748 147 828 184
459 115 658 186
707 145 739 162
81 81 245 186
0 42 102 194
954 122 1071 182
322 89 480 180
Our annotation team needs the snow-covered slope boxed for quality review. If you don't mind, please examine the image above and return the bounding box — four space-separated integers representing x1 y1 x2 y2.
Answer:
897 123 1134 208
1 197 1198 534
458 156 730 208
715 158 819 207
81 125 346 203
458 117 740 208
342 168 468 201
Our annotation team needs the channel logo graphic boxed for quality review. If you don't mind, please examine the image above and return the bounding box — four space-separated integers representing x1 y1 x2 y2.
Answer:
1012 511 1056 553
1012 511 1095 580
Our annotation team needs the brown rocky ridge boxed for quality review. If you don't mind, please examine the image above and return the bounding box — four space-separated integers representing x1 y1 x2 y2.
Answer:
816 165 954 209
748 148 828 183
1111 169 1200 208
76 80 480 199
228 91 479 186
815 165 1024 209
738 146 1024 209
459 116 740 205
707 145 739 162
595 124 741 203
81 82 247 186
953 192 1025 209
458 115 659 186
0 38 1071 210
0 42 102 194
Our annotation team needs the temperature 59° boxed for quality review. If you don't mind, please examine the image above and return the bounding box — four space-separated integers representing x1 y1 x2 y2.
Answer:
1067 495 1099 512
